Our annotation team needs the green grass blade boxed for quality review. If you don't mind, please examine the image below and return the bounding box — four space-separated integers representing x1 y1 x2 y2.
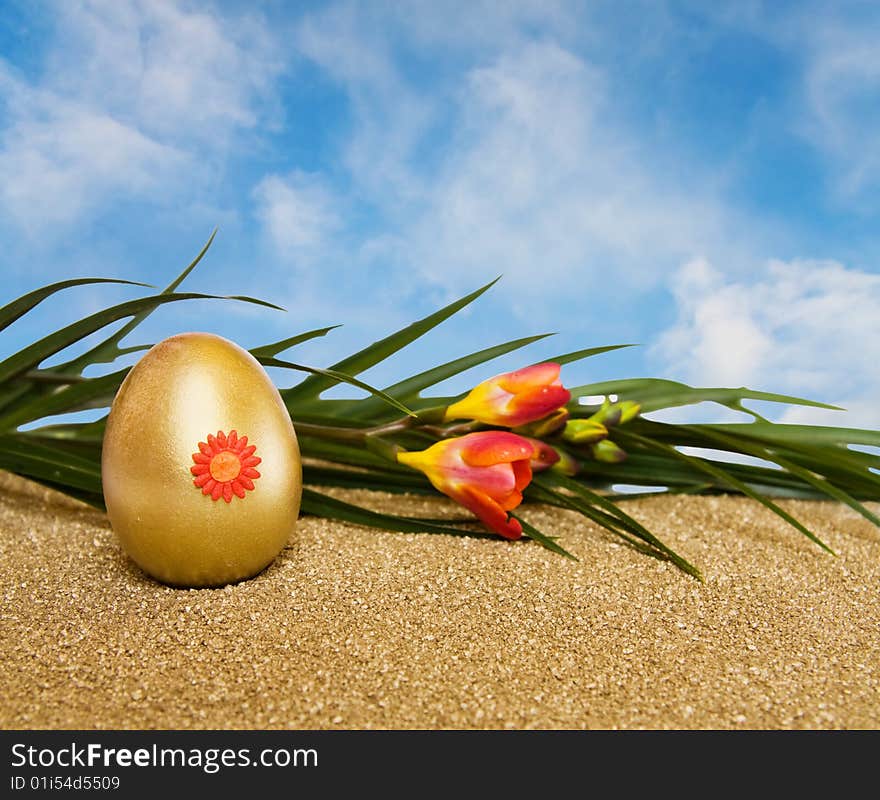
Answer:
303 464 433 494
163 228 218 292
250 326 341 359
16 416 107 444
0 368 128 432
614 429 835 554
534 471 702 578
297 436 414 473
349 333 554 420
619 418 878 496
0 435 103 493
0 292 279 384
692 425 880 527
282 277 501 405
0 278 152 333
569 378 842 416
701 422 880 449
510 514 577 560
259 357 416 417
57 230 221 372
300 487 496 538
765 443 880 499
542 343 636 367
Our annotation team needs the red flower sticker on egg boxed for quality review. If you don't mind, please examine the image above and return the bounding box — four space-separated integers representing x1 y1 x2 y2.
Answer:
190 430 261 502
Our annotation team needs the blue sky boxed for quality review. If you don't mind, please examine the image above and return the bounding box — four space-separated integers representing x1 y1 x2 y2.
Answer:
1 0 879 427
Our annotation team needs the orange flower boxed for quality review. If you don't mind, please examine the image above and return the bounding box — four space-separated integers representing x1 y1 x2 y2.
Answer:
397 431 534 539
444 363 571 427
190 429 261 503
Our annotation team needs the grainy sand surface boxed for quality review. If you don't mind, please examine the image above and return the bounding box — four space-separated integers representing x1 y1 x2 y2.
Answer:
1 470 878 730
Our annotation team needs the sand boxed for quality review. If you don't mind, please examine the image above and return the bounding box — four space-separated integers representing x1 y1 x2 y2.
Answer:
1 469 879 730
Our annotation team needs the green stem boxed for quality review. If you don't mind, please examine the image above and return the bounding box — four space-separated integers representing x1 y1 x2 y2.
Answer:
420 421 483 438
294 417 414 442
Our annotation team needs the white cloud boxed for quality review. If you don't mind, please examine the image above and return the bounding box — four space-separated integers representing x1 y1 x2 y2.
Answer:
0 71 186 233
252 171 340 256
709 2 880 204
800 21 880 200
293 8 740 317
653 258 880 427
405 41 729 299
0 0 285 235
49 0 284 139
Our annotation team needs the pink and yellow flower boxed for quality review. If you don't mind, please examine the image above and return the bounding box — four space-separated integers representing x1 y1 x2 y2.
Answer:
397 431 534 540
444 363 571 428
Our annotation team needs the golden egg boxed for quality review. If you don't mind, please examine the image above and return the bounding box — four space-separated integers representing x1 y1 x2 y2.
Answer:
101 332 302 587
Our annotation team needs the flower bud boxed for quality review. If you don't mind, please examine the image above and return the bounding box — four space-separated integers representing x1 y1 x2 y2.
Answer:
397 431 535 540
561 418 608 444
444 363 571 428
590 439 628 463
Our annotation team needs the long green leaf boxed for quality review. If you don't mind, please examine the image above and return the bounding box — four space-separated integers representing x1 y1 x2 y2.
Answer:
0 278 152 333
303 464 433 493
300 487 495 538
526 480 688 562
0 292 281 384
701 422 880 449
510 514 577 560
0 368 128 432
569 378 842 416
57 229 219 372
0 435 102 493
282 277 500 406
250 326 341 359
614 429 835 554
691 425 880 527
259 357 415 417
619 418 879 496
542 343 636 367
534 471 702 578
349 333 554 420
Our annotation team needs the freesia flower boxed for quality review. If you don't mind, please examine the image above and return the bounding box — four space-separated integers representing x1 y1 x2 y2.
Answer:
397 431 534 539
444 363 571 427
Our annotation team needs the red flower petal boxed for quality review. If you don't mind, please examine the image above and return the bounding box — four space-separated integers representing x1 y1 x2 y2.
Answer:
211 482 223 501
202 478 217 495
241 455 261 468
222 483 233 503
190 463 209 476
455 485 523 540
240 445 256 459
459 432 535 467
193 472 213 487
198 441 212 456
499 490 523 511
238 476 255 491
497 362 560 392
227 430 238 448
242 467 260 479
232 481 246 498
507 384 572 424
512 459 532 492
